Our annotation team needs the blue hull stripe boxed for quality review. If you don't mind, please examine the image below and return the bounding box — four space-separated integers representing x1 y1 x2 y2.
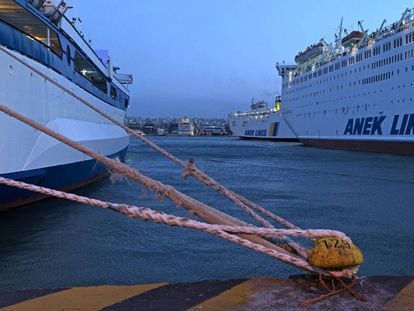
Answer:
0 147 128 209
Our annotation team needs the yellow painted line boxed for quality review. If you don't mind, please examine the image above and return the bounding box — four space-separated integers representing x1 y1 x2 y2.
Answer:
189 278 282 311
1 283 167 311
383 280 414 311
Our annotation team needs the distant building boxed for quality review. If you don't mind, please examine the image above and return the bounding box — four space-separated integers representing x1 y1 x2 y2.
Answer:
143 122 156 135
168 122 178 134
202 125 225 135
125 117 141 129
125 116 230 136
157 127 166 136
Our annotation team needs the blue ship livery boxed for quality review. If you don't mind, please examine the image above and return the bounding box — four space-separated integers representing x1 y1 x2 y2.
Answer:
344 114 414 136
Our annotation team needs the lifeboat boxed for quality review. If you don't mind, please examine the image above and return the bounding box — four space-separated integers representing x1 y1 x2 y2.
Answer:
295 42 324 64
341 31 363 48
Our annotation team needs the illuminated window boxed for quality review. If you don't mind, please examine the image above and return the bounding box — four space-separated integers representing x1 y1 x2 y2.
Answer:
0 0 62 56
110 85 117 99
74 51 108 94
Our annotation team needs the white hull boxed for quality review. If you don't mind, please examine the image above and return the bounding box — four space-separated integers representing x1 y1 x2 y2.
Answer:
0 47 128 175
280 17 414 154
229 110 297 140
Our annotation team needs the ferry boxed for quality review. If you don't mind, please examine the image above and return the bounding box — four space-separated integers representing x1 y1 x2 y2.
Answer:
0 0 133 210
229 96 297 141
178 117 195 136
277 8 414 155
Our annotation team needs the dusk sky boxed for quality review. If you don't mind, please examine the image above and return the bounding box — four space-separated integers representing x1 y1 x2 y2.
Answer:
69 1 414 118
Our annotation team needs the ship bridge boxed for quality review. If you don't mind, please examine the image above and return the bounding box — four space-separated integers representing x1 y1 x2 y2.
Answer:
276 64 297 78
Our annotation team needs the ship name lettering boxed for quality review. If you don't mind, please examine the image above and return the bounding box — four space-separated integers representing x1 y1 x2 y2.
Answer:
344 116 386 136
390 114 414 135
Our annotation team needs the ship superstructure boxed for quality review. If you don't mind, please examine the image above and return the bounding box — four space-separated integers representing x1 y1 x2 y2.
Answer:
277 8 414 154
229 97 297 141
178 117 195 136
0 0 133 209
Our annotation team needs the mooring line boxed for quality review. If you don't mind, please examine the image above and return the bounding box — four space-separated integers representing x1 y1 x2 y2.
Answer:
0 45 305 255
0 176 356 278
0 47 362 282
0 104 303 264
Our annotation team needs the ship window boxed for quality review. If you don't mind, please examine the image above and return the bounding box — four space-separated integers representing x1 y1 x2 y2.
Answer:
74 51 108 94
66 45 71 65
110 85 117 99
393 37 403 48
0 0 62 56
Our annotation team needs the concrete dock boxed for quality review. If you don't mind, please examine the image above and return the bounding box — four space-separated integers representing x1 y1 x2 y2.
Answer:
0 276 413 310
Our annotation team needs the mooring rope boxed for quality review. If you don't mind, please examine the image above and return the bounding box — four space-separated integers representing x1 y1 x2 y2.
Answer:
0 177 348 241
0 45 295 229
0 45 305 256
0 176 356 278
0 46 360 280
0 104 300 262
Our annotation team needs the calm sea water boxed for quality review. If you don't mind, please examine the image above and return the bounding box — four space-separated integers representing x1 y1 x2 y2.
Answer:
1 136 414 291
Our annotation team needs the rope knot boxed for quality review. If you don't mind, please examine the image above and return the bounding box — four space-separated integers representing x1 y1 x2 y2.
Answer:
181 158 196 179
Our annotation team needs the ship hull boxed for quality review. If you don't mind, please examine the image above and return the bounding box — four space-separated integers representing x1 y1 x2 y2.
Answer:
0 48 129 209
0 148 127 211
229 111 297 141
280 22 414 155
299 138 414 155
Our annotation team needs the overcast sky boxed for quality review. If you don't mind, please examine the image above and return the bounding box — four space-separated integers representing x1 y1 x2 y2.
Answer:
68 1 414 118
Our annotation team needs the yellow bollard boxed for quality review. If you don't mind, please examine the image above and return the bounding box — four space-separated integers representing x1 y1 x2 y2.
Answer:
308 237 363 269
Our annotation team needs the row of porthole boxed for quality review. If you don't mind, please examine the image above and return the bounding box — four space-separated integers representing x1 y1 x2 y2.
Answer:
288 83 414 107
284 71 414 104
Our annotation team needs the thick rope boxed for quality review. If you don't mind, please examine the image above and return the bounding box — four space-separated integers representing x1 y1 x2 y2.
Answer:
0 45 297 231
0 46 306 258
0 177 348 240
0 176 356 278
0 104 300 261
0 46 359 278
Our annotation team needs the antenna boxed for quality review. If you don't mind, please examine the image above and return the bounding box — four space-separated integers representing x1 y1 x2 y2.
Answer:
378 19 386 32
335 17 344 50
358 20 365 32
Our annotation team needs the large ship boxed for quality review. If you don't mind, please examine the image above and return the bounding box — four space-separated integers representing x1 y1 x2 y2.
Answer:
229 96 297 141
277 8 414 155
178 117 195 136
0 0 132 210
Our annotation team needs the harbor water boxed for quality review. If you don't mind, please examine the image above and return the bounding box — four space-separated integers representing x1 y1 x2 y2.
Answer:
0 136 413 291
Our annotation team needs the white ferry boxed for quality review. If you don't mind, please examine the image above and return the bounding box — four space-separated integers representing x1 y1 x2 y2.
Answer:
178 117 195 136
229 97 297 141
0 0 132 209
277 8 414 155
